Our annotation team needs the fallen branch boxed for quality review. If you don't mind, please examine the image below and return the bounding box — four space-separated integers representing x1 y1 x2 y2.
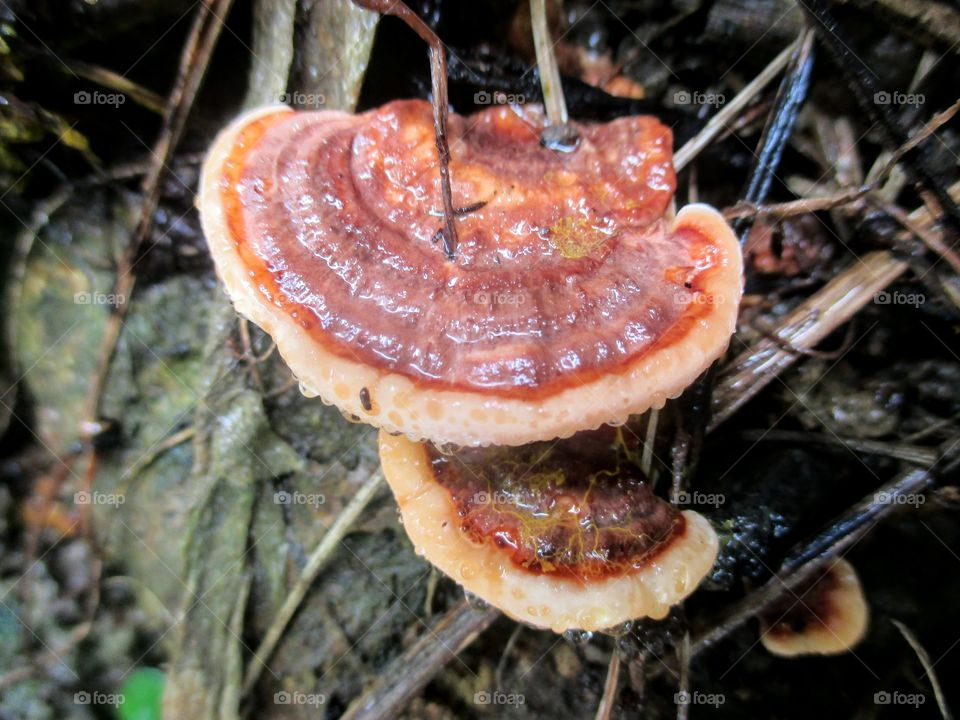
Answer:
339 599 500 720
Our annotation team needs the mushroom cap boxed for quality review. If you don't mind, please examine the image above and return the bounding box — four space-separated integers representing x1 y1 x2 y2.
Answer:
760 557 869 657
200 100 742 447
378 428 719 633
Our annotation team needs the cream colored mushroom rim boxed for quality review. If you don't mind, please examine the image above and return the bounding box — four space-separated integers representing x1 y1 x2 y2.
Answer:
760 558 869 656
200 105 744 448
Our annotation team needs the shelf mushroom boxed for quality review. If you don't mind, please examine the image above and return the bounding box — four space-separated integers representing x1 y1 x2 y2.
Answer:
200 99 742 630
379 425 718 632
760 557 869 656
199 99 742 448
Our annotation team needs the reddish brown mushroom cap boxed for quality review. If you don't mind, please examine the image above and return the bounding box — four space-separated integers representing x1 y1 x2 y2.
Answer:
200 100 742 446
760 558 869 657
378 427 718 632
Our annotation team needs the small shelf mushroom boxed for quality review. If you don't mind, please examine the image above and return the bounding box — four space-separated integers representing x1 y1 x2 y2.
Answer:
199 100 742 447
760 558 869 657
378 425 718 632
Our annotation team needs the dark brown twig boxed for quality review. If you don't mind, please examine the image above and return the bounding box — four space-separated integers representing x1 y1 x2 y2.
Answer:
352 0 459 259
80 0 235 443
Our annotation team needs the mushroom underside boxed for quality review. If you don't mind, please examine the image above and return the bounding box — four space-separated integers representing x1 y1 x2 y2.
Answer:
378 428 719 632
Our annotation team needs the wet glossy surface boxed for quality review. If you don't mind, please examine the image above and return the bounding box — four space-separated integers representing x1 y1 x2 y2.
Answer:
221 100 720 396
426 425 683 578
764 563 840 638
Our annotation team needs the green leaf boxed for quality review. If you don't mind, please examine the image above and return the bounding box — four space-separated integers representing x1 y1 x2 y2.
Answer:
116 668 164 720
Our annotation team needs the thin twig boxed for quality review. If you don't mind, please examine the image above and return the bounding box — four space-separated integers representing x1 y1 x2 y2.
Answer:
798 0 960 229
674 37 801 171
724 99 960 226
351 0 460 259
594 652 621 720
641 408 658 477
878 198 960 274
530 0 579 151
81 0 235 442
494 623 524 689
117 426 197 496
65 58 166 113
733 28 816 240
241 469 385 696
892 619 953 720
711 250 909 431
740 429 939 467
675 632 691 720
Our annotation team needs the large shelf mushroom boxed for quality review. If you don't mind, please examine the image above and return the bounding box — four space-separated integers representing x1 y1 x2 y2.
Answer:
200 99 742 632
199 100 742 448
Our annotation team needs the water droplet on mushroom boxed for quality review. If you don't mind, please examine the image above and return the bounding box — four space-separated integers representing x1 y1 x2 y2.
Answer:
433 442 460 456
562 629 594 646
601 621 635 638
